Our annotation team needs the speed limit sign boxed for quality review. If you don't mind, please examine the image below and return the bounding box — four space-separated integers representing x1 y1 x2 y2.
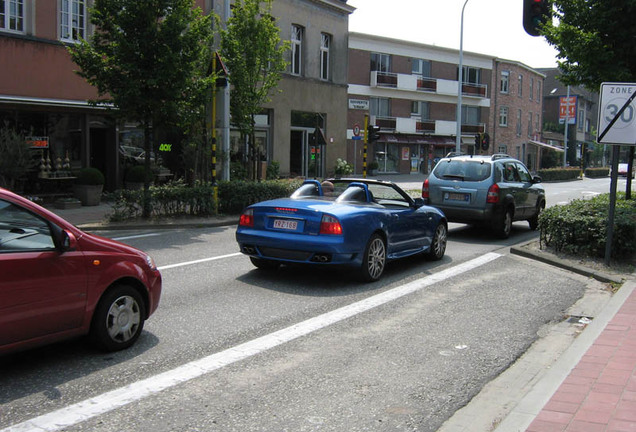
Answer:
598 82 636 145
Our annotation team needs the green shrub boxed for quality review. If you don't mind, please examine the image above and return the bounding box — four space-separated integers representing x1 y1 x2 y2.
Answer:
108 178 303 220
539 193 636 259
217 179 302 214
584 167 609 178
266 160 280 180
75 167 105 185
537 167 581 182
126 165 152 183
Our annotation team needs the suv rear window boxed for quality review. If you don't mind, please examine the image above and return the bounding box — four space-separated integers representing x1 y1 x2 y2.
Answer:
432 160 492 182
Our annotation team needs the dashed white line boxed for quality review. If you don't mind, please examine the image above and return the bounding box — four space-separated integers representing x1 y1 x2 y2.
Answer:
157 252 242 270
1 252 502 432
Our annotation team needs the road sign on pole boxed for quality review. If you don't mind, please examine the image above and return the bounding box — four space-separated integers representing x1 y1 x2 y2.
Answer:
598 82 636 145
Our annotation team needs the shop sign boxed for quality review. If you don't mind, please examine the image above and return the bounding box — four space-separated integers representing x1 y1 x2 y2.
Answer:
348 99 369 110
27 136 49 149
159 143 172 152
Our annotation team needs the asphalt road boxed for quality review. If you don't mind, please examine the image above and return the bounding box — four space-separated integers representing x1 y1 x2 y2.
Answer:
0 177 627 432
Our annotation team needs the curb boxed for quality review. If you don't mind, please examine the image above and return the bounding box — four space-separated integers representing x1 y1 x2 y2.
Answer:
510 241 623 284
76 217 238 231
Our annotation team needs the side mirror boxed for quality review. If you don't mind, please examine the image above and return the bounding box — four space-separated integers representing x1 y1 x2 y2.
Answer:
532 175 542 184
413 197 425 208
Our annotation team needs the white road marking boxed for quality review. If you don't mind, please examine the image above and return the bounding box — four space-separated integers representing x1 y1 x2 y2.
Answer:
112 233 162 241
157 252 242 270
1 252 501 432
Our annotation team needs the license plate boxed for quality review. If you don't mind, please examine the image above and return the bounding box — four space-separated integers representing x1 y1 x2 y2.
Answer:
445 192 469 202
273 219 298 230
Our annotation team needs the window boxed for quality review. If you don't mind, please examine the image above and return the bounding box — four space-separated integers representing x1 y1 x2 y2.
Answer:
577 109 584 131
516 109 522 136
515 162 533 182
461 106 479 125
1 0 24 32
320 33 330 80
291 24 303 76
536 113 540 134
411 101 430 119
60 0 86 42
461 66 481 84
529 78 534 101
528 112 533 136
0 200 55 252
370 53 390 72
499 106 508 127
518 74 523 97
536 80 541 102
500 71 509 93
412 59 431 77
370 97 390 117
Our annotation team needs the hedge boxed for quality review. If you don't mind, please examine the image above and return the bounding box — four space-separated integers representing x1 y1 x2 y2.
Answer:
108 178 303 221
584 167 609 178
538 193 636 259
537 167 581 182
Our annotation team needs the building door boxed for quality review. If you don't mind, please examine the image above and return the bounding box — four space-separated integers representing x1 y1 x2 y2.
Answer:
289 128 314 177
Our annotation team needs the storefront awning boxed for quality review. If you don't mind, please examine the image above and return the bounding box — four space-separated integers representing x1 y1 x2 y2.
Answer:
528 139 565 153
379 133 455 146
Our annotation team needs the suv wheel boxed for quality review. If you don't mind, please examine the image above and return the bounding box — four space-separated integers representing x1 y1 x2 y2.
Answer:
493 207 513 239
528 200 545 231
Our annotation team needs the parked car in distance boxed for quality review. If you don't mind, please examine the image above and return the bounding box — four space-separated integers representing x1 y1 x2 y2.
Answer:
422 153 545 238
0 187 162 356
617 163 634 178
236 179 448 282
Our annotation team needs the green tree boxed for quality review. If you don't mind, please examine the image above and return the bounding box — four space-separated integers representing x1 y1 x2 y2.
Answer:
542 0 636 90
0 128 36 191
69 0 215 217
219 0 288 180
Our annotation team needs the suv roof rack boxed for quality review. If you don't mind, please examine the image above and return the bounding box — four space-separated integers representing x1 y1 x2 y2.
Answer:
445 152 466 158
491 153 511 160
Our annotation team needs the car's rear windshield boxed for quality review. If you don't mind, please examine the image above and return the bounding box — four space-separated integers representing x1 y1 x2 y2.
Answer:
432 160 492 182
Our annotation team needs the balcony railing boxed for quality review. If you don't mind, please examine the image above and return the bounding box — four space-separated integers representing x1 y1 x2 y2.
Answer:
371 71 488 98
371 115 484 136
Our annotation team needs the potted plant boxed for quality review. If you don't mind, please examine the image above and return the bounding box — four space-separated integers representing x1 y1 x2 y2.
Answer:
73 167 105 206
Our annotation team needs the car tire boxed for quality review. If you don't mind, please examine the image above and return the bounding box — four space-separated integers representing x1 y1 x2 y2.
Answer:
427 222 447 260
528 200 545 231
90 284 146 352
494 207 513 239
250 257 280 270
360 233 386 282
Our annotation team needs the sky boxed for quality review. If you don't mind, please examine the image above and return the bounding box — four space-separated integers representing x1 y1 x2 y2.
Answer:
347 0 559 69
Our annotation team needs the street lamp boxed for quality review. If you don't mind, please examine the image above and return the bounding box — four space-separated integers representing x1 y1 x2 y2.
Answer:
455 0 470 153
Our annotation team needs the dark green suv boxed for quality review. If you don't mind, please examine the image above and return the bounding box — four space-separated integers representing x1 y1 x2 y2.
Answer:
422 154 545 238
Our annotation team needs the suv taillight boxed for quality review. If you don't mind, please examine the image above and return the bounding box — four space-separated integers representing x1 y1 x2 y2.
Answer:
487 184 500 203
422 178 429 199
239 209 254 227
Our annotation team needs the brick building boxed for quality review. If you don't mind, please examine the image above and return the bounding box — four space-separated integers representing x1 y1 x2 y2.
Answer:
347 32 493 175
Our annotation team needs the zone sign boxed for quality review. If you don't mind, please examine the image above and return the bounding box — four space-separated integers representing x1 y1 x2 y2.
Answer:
597 82 636 145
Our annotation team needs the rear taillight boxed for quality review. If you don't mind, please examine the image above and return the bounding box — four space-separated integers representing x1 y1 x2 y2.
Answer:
239 209 254 227
320 214 343 235
422 178 429 199
487 184 500 203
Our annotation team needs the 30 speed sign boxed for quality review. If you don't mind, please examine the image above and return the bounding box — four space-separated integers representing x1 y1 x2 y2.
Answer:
597 82 636 145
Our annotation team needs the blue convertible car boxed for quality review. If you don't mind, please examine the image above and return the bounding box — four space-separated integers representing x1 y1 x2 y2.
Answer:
236 179 448 282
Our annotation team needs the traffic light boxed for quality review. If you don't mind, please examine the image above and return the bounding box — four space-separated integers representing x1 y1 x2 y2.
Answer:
523 0 551 37
481 133 490 151
474 133 481 147
367 124 381 143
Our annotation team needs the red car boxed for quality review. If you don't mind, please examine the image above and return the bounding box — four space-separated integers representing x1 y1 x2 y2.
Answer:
0 187 162 355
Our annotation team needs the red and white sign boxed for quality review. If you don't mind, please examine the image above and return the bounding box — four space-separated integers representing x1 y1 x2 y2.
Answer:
559 96 577 124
